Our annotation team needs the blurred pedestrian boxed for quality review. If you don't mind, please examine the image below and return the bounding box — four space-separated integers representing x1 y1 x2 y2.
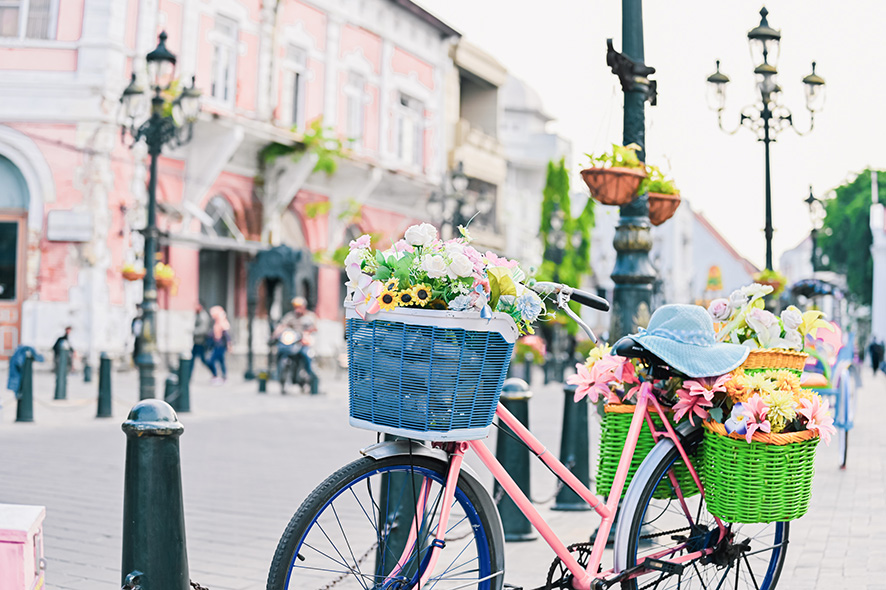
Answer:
131 304 143 366
52 326 75 373
869 337 883 375
191 302 213 380
208 305 231 385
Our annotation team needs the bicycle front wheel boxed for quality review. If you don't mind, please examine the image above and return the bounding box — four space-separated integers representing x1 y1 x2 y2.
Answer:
267 453 504 590
616 427 788 590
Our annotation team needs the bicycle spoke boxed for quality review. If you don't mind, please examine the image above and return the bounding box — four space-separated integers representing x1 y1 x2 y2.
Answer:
741 553 762 590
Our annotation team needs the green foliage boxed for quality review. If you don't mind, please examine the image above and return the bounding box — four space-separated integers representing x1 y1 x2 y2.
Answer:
818 169 886 304
259 118 345 175
304 201 331 219
584 143 644 169
640 165 678 195
538 158 596 331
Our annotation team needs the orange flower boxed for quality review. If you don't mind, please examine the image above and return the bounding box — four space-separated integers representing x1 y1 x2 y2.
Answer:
773 370 801 395
725 371 751 404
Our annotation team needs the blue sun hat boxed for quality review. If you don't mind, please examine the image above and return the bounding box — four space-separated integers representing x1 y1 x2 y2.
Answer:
614 304 749 378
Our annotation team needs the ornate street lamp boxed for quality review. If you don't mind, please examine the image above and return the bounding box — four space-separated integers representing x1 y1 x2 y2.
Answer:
119 31 201 399
427 162 493 238
805 186 825 272
706 7 825 271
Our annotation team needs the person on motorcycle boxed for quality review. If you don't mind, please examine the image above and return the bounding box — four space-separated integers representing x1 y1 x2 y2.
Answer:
273 297 318 387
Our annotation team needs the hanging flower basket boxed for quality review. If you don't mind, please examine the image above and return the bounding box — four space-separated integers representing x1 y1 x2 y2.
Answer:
597 404 700 500
122 268 146 281
155 275 175 289
580 167 646 206
648 192 682 226
701 421 818 523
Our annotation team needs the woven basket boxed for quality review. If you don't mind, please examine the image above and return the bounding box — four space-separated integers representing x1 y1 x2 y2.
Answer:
700 421 818 523
580 167 646 206
741 349 807 374
597 404 700 500
346 306 517 441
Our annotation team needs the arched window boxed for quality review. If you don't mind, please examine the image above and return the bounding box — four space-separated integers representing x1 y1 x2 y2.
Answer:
0 155 29 210
202 195 241 239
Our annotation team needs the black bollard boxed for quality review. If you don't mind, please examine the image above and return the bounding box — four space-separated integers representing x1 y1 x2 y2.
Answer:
553 383 592 511
97 353 113 418
494 378 537 542
15 351 35 423
257 371 267 394
121 400 189 590
164 375 180 411
54 347 69 400
176 355 191 413
83 361 92 383
523 353 533 384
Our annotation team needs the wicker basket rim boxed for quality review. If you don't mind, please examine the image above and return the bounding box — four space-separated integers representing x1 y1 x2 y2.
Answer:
703 420 818 445
744 348 808 358
604 403 675 414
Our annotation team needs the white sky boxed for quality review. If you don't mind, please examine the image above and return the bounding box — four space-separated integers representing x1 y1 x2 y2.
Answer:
416 0 886 269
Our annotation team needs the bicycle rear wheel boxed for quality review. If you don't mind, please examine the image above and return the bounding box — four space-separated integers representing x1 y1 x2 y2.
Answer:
267 453 504 590
615 427 788 589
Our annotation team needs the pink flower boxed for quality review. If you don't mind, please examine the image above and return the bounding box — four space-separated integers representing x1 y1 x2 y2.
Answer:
707 298 733 322
485 251 519 269
741 393 772 443
392 239 413 253
682 374 730 401
473 276 491 293
353 275 382 319
567 363 614 404
798 396 837 445
673 384 714 425
349 234 372 250
592 355 639 386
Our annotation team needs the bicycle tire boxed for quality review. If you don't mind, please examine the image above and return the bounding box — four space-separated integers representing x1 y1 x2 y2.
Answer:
615 426 788 590
837 374 853 469
267 453 505 590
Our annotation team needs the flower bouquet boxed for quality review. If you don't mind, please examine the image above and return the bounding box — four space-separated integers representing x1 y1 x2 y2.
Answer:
568 345 700 500
700 283 836 523
343 223 547 441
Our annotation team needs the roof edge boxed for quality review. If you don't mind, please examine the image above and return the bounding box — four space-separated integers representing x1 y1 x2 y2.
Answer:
390 0 461 38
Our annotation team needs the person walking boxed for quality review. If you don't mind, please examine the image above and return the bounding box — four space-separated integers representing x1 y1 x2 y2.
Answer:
52 326 76 373
207 305 231 385
191 303 213 380
869 337 883 375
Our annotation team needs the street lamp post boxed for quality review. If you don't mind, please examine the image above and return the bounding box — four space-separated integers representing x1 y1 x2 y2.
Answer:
805 186 825 272
427 162 493 238
706 7 825 271
119 32 201 399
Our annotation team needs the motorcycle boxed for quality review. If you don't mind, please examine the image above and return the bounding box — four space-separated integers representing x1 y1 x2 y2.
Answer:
275 329 315 394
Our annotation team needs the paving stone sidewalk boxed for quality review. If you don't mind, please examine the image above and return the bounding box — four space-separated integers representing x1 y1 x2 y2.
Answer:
0 364 884 589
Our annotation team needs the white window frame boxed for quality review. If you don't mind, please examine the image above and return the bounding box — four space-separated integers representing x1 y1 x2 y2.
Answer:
209 14 238 106
395 93 423 169
282 45 307 130
344 72 367 144
0 0 57 40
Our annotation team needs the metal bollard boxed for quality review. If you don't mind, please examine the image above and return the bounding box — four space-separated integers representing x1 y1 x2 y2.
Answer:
121 400 189 590
257 371 267 394
494 378 537 542
15 351 35 423
176 355 192 413
54 347 69 400
523 353 533 385
83 361 92 383
553 383 591 511
97 353 113 418
163 375 180 411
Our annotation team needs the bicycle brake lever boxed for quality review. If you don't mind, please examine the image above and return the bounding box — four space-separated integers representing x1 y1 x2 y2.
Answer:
556 288 597 343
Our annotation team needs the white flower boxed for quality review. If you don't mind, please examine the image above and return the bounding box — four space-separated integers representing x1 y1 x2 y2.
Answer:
421 255 447 278
447 253 474 278
728 289 748 309
707 298 733 321
741 282 774 300
345 263 370 295
746 308 780 348
381 248 405 261
344 248 365 267
781 305 803 331
405 223 438 246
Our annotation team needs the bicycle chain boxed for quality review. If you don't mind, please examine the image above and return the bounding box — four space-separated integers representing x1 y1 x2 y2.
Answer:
638 525 690 540
190 581 210 590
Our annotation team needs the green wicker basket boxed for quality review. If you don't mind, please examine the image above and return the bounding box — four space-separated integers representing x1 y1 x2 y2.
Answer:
597 405 700 500
700 422 819 523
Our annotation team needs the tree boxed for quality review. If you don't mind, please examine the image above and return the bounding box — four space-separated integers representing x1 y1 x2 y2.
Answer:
818 169 886 305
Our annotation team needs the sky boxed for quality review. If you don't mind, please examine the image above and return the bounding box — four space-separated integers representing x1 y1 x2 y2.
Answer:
416 0 886 270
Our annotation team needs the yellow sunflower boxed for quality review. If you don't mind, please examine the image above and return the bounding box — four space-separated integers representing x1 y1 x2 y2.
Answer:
377 287 399 311
410 284 432 307
383 278 400 292
396 289 416 307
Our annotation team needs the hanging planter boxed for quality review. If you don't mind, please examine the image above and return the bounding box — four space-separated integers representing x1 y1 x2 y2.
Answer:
648 192 682 226
580 167 646 206
121 267 146 281
154 262 176 290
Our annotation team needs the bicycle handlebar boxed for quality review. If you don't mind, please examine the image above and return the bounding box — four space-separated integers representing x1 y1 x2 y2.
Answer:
532 281 610 312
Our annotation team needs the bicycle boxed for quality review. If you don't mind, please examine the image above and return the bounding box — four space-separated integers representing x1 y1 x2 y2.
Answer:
267 283 788 590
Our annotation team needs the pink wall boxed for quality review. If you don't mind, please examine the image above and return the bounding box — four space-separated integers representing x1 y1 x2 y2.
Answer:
290 191 329 252
364 84 379 152
279 0 327 51
157 0 183 56
340 25 381 74
236 32 259 112
0 49 77 71
305 58 325 124
195 13 214 97
56 0 85 42
391 47 434 90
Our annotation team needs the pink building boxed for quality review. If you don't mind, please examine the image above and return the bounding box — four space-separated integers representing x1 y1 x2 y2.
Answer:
0 0 459 363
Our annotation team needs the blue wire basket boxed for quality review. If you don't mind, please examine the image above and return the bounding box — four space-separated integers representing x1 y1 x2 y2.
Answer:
346 306 518 441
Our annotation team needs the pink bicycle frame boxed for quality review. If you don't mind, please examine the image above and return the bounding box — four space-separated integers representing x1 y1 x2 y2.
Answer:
412 382 726 590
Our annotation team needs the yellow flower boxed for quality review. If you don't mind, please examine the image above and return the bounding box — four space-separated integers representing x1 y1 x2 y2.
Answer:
586 344 613 369
410 284 432 307
800 310 832 338
797 388 817 404
397 289 416 307
377 287 399 311
764 389 798 433
383 278 400 292
773 370 801 394
744 372 776 398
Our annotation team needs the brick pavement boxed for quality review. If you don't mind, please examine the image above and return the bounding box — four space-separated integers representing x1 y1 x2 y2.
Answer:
0 364 884 589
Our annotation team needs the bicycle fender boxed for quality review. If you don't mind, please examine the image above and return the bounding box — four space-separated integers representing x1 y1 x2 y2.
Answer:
613 421 701 573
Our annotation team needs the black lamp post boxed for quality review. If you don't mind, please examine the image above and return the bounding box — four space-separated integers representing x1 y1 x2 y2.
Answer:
427 162 493 238
119 32 201 399
706 7 825 271
805 186 825 272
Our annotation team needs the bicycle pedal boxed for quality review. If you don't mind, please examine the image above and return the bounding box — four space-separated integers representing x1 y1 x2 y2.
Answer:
644 558 684 576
